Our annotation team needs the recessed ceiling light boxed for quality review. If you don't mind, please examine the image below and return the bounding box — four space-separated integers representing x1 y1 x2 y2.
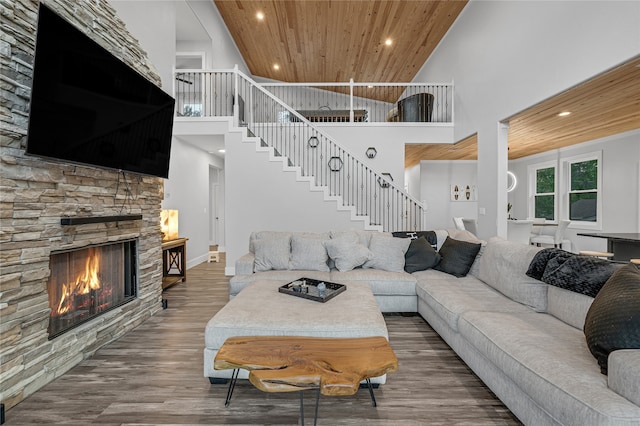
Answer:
385 38 393 46
218 149 226 153
256 12 264 20
367 85 374 89
558 111 571 117
273 64 280 70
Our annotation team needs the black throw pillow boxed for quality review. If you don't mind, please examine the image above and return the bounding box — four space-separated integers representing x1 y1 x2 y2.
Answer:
392 231 438 249
541 255 621 298
434 237 481 278
584 263 640 374
403 236 441 273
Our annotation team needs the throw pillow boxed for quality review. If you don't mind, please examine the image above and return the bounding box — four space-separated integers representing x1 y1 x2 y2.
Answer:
363 234 411 272
392 231 438 249
403 236 441 273
584 263 640 374
289 235 330 272
253 237 291 272
528 250 621 297
324 239 373 272
435 237 481 278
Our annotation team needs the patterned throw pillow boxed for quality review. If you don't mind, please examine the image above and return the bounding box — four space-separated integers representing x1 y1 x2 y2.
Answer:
392 231 438 249
584 263 640 374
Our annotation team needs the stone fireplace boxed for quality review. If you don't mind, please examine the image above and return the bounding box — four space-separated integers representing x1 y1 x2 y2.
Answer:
1 0 168 410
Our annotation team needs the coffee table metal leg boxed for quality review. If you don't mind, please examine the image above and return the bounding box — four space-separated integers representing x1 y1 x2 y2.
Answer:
224 369 239 407
299 387 320 426
366 378 377 407
313 387 320 426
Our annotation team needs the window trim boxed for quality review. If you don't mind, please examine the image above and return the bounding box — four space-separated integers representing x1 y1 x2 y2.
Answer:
528 160 557 221
563 151 602 230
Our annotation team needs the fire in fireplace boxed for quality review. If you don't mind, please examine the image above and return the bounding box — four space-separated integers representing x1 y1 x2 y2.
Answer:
47 240 137 338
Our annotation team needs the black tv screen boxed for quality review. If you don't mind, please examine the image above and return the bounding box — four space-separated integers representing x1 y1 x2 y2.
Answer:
26 3 175 178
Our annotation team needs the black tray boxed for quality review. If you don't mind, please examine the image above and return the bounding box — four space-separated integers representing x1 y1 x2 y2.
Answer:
278 278 346 303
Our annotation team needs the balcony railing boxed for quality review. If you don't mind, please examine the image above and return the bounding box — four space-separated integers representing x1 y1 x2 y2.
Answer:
173 67 439 231
174 70 453 124
261 81 453 124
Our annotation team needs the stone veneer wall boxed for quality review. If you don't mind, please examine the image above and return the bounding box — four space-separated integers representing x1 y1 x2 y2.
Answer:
1 0 166 409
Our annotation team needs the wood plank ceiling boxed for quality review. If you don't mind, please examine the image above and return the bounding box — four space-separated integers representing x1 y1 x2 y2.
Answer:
406 55 640 167
213 2 639 168
213 0 467 83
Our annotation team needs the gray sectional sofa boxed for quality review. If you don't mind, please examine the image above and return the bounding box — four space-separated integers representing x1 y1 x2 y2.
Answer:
228 230 640 425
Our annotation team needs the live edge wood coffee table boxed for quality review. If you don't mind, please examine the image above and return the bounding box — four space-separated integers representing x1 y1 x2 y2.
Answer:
214 335 398 425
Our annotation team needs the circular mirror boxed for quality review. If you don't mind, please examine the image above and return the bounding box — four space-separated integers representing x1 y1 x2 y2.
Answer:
507 171 517 192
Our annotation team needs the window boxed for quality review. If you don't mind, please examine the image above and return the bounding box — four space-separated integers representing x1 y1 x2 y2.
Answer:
567 154 600 223
529 161 556 221
182 103 202 117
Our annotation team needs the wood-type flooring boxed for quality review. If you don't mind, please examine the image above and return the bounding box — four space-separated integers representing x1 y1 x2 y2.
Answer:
5 254 522 425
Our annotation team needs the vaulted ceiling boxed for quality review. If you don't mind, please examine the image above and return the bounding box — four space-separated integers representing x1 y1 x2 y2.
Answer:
214 0 467 83
210 1 640 166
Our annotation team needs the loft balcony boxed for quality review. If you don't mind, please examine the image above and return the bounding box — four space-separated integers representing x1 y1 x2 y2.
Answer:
173 69 454 127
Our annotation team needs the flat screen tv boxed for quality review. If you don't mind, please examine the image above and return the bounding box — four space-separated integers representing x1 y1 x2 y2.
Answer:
26 3 175 178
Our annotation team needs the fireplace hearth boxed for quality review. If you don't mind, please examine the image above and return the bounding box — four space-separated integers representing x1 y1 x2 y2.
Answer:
47 240 138 339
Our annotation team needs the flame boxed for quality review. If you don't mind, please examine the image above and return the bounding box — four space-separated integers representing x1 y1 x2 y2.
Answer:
55 248 101 315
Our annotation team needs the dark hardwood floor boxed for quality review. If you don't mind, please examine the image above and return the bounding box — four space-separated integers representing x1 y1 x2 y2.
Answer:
6 254 521 425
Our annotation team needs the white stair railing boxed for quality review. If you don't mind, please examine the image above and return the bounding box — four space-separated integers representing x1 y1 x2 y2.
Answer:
174 67 430 231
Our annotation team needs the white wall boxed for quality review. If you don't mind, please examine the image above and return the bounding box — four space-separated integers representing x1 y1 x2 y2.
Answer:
415 0 640 238
419 161 478 231
508 129 640 253
318 125 455 192
225 130 371 274
162 137 223 267
186 0 250 73
404 164 421 199
110 1 176 93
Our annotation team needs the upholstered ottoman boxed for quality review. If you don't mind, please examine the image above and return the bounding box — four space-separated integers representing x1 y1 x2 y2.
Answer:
204 279 389 384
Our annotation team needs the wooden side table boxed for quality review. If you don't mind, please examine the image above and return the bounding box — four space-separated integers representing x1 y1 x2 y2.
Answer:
161 237 188 289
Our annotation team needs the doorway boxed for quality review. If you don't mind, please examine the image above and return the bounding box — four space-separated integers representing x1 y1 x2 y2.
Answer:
209 166 224 250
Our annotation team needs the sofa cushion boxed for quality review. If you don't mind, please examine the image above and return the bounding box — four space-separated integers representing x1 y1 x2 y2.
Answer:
324 238 373 272
546 285 594 330
403 237 441 273
434 237 481 277
584 263 640 374
330 230 387 247
253 237 291 272
289 235 330 272
414 270 531 331
363 234 411 272
459 310 640 425
331 269 416 296
249 231 293 253
477 237 547 312
608 350 640 407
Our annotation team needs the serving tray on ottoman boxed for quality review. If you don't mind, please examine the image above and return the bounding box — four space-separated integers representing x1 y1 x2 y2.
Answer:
279 277 346 302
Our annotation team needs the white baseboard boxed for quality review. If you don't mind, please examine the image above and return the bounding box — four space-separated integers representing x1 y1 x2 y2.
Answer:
225 266 235 276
